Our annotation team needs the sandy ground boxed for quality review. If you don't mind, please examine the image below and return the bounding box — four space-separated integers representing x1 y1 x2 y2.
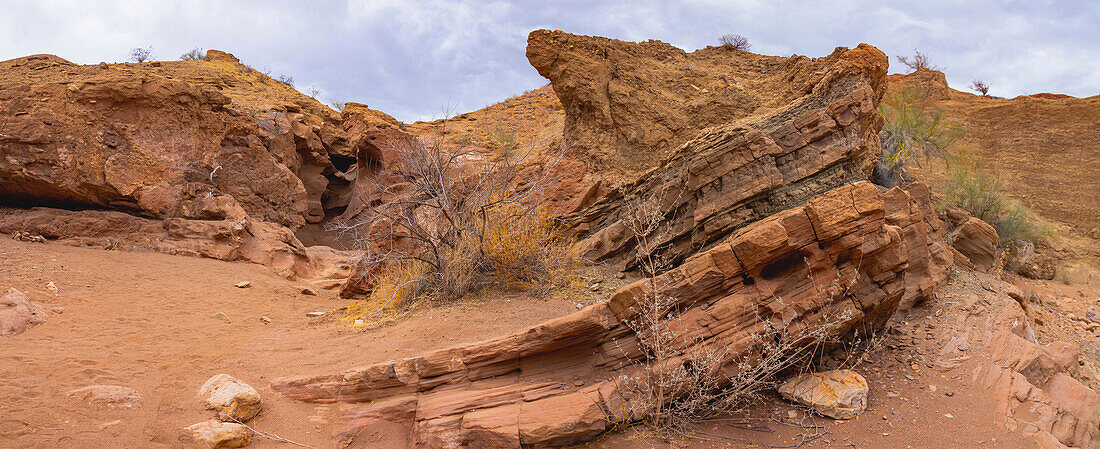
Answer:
0 238 577 448
0 237 1089 448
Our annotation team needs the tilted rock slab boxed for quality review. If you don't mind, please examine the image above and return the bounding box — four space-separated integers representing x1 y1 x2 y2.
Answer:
272 181 951 448
534 33 896 281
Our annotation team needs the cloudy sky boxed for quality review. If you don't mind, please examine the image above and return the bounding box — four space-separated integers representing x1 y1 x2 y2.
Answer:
1 0 1096 121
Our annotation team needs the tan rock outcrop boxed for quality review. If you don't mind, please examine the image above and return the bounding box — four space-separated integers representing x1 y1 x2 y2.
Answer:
67 385 144 409
526 31 887 177
272 181 950 447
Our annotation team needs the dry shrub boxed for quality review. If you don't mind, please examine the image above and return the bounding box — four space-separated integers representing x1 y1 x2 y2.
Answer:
896 49 937 72
180 48 207 61
335 129 582 325
969 79 991 96
718 34 751 51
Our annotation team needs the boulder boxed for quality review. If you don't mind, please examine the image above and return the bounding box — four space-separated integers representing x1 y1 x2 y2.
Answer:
950 217 1000 271
184 420 252 449
0 288 47 337
778 369 869 419
67 385 143 409
199 374 262 422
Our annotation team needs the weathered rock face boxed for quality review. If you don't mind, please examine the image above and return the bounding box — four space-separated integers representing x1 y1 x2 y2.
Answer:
272 181 951 448
950 217 1000 271
526 31 887 177
0 288 47 337
549 37 890 274
0 53 340 229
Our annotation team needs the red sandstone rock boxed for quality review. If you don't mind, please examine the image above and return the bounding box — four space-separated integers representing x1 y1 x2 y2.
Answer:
272 181 951 447
950 217 1000 271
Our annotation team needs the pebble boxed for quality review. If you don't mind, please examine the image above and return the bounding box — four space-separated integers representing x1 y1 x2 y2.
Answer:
50 307 65 314
300 287 317 296
306 311 325 317
259 316 271 324
234 281 251 288
211 312 231 323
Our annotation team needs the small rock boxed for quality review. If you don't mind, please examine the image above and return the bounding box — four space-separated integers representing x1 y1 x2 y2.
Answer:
184 420 251 448
928 385 937 392
234 281 251 289
1 288 48 337
305 311 325 318
944 391 955 397
778 369 868 419
199 374 262 422
353 319 364 325
67 385 143 409
589 283 601 292
1086 309 1100 324
46 282 58 294
259 316 271 324
300 286 317 296
944 413 954 419
211 312 231 323
99 419 122 430
50 307 65 314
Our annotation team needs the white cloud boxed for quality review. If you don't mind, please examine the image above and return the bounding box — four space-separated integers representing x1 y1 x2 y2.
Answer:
0 0 1096 121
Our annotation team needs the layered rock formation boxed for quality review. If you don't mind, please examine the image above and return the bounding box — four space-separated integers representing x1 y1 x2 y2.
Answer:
0 52 398 280
272 181 950 447
268 32 954 448
526 30 887 177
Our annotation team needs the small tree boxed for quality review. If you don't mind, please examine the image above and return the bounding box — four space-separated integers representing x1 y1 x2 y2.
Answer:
969 79 991 96
896 50 937 73
180 48 206 61
718 34 751 51
874 86 964 186
129 46 153 63
305 86 321 98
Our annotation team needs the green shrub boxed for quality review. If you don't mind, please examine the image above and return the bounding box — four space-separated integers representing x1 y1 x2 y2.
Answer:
941 161 1050 244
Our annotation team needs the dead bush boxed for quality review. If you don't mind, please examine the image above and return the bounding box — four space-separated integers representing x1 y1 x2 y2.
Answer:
276 74 294 87
180 48 207 61
896 49 937 73
334 128 581 325
969 79 991 96
718 34 751 51
129 46 153 63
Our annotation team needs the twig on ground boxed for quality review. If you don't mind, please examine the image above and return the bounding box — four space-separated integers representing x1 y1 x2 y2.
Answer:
229 419 316 448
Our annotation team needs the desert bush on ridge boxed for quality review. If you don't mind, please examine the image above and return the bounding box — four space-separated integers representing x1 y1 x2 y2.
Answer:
969 79 991 96
129 46 153 63
896 49 937 72
335 129 582 326
179 48 207 61
718 34 751 51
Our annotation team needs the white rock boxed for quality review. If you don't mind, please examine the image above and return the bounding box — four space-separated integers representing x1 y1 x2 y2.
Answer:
305 311 325 318
234 281 251 289
199 374 261 422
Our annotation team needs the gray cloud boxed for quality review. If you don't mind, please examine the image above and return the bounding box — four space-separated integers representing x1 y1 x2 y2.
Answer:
1 0 1096 121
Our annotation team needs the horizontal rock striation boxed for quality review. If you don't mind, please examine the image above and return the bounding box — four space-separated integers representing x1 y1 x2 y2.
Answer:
272 181 951 447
